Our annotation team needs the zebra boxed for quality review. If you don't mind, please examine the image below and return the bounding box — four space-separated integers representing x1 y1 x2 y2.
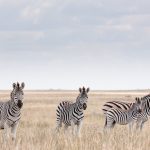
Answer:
102 98 147 130
55 87 89 137
0 82 25 141
135 94 150 130
104 97 143 131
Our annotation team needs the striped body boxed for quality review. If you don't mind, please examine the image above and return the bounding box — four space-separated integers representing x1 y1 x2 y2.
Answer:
104 98 143 130
56 87 89 136
106 107 137 126
0 100 21 129
56 100 84 126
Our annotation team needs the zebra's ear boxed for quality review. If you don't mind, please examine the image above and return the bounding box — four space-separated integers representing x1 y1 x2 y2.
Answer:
12 83 16 89
79 88 82 93
86 88 90 93
135 97 139 102
135 97 138 103
21 82 25 89
136 97 141 104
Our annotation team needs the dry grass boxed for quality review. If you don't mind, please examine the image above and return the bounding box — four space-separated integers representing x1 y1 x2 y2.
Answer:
0 90 150 150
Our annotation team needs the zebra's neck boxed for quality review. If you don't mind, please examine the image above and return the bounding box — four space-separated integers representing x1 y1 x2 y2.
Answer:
74 100 84 113
69 99 84 123
5 101 21 124
128 106 138 119
9 100 22 113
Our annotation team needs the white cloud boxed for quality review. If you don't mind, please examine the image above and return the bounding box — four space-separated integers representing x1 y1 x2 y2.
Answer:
120 14 150 27
0 0 22 6
21 6 41 24
0 31 45 41
97 24 132 32
20 0 57 23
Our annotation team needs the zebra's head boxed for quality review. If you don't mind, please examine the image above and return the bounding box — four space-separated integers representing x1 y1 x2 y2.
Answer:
10 82 25 108
134 97 143 113
77 87 90 110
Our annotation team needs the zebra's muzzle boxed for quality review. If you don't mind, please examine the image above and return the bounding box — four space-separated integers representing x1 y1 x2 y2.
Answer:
17 100 23 108
83 103 87 110
138 109 142 113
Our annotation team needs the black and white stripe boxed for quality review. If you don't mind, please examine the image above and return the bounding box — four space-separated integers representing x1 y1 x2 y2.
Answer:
0 82 25 141
136 94 150 130
102 101 133 116
56 87 89 136
104 97 143 130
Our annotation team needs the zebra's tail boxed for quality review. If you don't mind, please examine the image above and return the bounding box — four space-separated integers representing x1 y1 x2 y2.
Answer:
103 116 108 133
102 108 107 116
104 117 107 128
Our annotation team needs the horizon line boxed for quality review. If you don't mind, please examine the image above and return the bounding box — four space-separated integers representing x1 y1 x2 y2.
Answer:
0 88 150 91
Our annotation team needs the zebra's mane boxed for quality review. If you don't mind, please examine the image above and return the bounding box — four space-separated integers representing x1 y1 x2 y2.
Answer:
14 83 23 92
76 95 80 102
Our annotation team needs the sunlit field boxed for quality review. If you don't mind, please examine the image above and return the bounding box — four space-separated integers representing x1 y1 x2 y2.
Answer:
0 90 150 150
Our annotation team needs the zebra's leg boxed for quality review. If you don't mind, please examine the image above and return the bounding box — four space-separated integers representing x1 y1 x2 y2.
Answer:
103 117 115 132
56 120 62 133
3 122 10 142
55 123 62 133
136 119 141 130
71 121 75 135
11 123 19 141
55 119 62 133
139 116 148 130
64 124 69 134
76 121 82 137
128 121 134 132
140 121 145 130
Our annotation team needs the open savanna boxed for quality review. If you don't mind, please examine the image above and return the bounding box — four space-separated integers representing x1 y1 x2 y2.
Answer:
0 90 150 150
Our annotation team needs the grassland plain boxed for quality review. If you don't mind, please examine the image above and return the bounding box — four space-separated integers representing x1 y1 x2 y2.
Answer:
0 90 150 150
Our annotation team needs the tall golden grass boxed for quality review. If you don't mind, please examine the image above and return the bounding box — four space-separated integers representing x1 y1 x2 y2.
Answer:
0 90 149 150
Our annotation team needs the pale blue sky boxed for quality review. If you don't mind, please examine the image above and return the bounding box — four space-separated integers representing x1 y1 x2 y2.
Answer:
0 0 150 90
